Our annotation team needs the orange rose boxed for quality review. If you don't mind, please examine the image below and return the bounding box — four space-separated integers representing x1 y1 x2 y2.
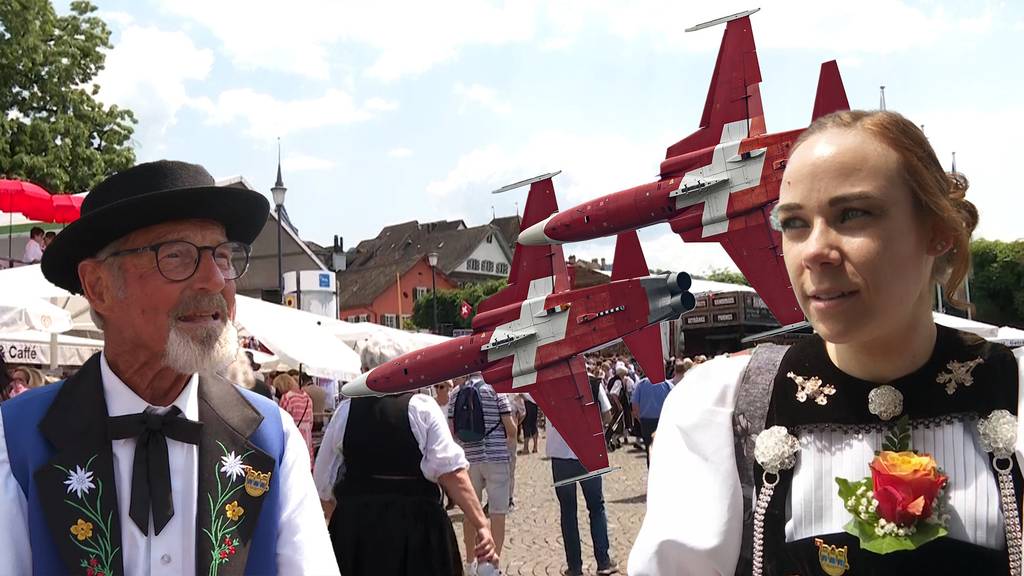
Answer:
870 451 947 526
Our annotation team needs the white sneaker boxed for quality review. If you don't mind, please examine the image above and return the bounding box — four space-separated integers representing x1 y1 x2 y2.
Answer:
476 562 502 576
464 561 477 576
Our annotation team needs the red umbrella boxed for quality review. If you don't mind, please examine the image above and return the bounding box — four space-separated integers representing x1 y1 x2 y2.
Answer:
0 179 83 223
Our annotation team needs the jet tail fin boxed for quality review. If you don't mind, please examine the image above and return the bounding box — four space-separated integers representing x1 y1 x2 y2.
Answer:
609 230 667 383
811 60 850 121
665 11 764 161
478 174 569 315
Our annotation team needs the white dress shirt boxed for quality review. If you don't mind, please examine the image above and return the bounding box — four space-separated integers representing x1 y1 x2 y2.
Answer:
22 238 43 264
0 353 339 576
313 393 469 501
628 349 1024 576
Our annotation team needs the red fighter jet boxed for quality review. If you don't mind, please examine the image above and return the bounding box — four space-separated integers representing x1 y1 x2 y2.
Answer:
342 172 696 478
517 8 850 326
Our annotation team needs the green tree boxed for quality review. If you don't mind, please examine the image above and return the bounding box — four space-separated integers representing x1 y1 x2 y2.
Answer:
0 0 136 193
969 239 1024 328
411 279 508 334
703 267 750 287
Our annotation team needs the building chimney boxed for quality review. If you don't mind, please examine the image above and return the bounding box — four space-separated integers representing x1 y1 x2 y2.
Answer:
600 257 606 269
332 235 346 271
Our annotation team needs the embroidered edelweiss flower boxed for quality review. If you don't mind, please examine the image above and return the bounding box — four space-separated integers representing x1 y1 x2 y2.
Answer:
977 410 1017 458
868 385 904 421
935 357 983 395
788 372 836 406
64 465 96 499
225 500 245 521
70 518 93 541
220 452 246 481
754 426 800 474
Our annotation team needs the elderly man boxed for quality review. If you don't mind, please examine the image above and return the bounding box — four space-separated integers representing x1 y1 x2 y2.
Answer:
0 161 338 575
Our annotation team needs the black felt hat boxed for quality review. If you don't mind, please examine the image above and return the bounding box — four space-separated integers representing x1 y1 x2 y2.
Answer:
41 160 270 294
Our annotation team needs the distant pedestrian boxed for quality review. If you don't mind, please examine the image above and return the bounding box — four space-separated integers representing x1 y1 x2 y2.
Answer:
276 373 314 466
630 374 674 467
549 383 618 576
520 393 539 454
21 226 44 264
448 374 516 575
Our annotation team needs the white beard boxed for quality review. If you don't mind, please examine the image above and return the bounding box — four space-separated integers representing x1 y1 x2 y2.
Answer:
163 320 239 376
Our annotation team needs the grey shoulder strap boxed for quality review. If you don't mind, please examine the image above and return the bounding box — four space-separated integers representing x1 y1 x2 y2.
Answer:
733 343 789 576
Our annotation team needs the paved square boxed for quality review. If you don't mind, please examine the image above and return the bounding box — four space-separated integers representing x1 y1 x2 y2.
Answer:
451 434 650 575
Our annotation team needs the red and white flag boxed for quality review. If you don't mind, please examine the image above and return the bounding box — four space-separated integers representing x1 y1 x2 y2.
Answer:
459 300 473 319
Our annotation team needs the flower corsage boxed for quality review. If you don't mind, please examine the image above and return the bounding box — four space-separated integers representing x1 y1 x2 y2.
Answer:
835 416 950 553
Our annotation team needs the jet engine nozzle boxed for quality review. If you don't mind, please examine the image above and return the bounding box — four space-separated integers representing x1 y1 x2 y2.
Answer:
669 289 697 314
667 272 692 294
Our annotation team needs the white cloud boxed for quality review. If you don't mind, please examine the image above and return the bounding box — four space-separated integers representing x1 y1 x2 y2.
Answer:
282 154 336 172
95 23 214 149
388 147 413 158
192 89 398 140
454 82 512 114
427 129 665 204
158 0 536 81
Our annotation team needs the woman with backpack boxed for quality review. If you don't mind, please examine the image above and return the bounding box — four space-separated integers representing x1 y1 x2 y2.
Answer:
629 110 1024 575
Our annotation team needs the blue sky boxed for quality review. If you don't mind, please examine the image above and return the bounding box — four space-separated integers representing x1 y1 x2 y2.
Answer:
80 0 1023 274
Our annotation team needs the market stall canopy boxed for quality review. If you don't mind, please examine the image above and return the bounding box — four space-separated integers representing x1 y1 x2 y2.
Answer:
933 312 999 339
0 330 103 366
995 326 1024 348
0 265 97 333
325 319 448 359
0 294 73 334
234 295 360 381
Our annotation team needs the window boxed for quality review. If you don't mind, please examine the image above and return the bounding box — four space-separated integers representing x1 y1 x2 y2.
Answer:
496 262 509 275
482 260 495 273
413 286 430 301
382 314 398 328
358 314 369 323
467 258 480 271
401 314 412 328
346 315 358 323
486 233 493 244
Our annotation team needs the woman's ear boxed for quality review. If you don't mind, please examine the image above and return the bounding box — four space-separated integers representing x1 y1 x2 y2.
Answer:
926 225 954 258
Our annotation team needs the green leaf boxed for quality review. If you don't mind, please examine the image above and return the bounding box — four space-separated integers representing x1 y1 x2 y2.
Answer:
883 415 911 452
843 517 948 554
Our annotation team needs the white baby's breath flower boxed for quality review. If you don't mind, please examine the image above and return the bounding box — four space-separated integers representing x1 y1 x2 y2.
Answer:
64 465 95 499
754 426 800 474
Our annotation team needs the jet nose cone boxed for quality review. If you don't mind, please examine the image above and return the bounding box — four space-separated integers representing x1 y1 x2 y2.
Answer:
341 369 376 397
518 215 560 246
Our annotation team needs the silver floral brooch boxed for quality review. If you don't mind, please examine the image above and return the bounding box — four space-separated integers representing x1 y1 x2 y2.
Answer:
935 357 983 395
788 372 836 406
867 385 904 421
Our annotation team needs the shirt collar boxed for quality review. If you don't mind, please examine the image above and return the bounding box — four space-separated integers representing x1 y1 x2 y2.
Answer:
100 352 199 419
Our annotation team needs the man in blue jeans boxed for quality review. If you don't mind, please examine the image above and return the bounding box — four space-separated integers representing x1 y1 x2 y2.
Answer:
547 378 617 575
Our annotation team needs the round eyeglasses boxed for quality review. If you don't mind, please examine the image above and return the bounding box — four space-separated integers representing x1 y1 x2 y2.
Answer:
103 240 252 282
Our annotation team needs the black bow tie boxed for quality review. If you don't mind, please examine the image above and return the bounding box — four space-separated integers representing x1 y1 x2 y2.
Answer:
108 406 203 535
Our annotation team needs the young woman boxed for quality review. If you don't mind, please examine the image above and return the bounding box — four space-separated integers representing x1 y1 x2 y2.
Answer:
276 373 314 467
629 110 1024 575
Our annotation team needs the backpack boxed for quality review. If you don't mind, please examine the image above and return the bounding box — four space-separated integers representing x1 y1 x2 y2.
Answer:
453 381 501 443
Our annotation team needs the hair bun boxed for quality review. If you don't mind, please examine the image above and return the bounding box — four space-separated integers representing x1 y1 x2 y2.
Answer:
946 171 978 235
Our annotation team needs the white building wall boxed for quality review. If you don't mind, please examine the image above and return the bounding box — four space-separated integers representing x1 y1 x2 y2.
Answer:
454 237 511 276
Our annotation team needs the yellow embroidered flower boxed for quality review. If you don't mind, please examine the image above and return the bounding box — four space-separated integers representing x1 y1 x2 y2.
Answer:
70 518 93 541
225 500 244 521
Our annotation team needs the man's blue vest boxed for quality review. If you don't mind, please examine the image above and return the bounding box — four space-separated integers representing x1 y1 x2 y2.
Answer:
2 374 285 575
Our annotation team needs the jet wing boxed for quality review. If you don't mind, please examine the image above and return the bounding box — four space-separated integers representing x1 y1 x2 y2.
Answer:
664 12 765 161
478 175 571 315
524 357 609 473
672 204 804 326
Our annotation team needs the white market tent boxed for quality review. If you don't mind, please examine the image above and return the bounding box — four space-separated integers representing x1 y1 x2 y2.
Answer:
233 295 361 381
324 319 449 359
0 330 103 366
933 312 999 338
0 293 73 334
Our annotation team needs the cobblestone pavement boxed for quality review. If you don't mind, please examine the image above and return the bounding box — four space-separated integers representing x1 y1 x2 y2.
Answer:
451 433 650 576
